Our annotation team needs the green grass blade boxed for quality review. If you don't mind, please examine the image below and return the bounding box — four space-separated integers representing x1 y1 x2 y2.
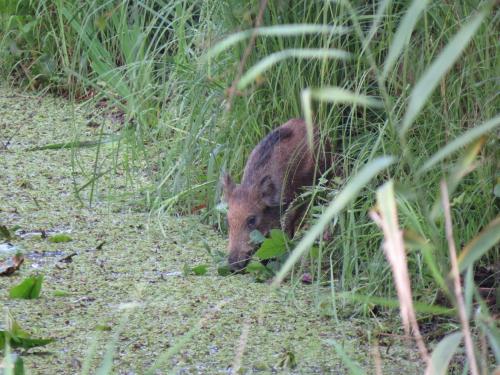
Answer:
206 24 350 59
338 293 455 316
382 0 430 79
429 136 486 220
418 115 500 175
237 49 351 89
310 87 384 108
272 156 395 286
400 9 488 136
363 0 392 51
26 136 121 151
324 339 364 375
95 303 137 375
457 216 500 273
427 331 463 375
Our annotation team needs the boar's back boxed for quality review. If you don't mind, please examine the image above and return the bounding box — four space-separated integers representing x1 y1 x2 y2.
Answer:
254 127 294 169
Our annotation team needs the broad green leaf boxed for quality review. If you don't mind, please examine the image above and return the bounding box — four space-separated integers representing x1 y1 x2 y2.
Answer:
427 331 463 375
14 354 25 375
418 115 500 175
53 290 71 297
183 264 209 276
249 229 266 245
95 325 112 332
382 0 430 79
255 229 288 260
48 234 72 243
245 261 273 281
217 265 231 276
310 87 383 108
272 156 395 286
324 339 364 375
1 315 53 350
9 336 54 349
9 317 30 339
309 246 320 259
206 24 350 59
238 49 351 89
191 264 208 276
0 352 25 375
401 10 488 136
9 275 43 299
458 216 500 272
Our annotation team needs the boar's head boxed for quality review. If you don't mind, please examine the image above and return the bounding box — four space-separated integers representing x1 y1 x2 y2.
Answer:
222 173 282 272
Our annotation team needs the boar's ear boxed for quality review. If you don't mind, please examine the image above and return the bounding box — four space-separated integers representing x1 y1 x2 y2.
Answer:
222 173 235 199
259 175 280 207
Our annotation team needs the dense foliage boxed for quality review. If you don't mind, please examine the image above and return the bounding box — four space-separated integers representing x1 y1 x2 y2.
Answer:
1 0 498 371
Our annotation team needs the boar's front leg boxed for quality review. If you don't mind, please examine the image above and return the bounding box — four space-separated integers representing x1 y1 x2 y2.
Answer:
282 204 308 239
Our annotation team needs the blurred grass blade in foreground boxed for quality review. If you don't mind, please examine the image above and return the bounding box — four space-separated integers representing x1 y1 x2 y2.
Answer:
205 24 350 59
370 180 429 364
425 331 463 375
418 115 500 175
237 49 351 90
382 0 430 79
457 216 500 273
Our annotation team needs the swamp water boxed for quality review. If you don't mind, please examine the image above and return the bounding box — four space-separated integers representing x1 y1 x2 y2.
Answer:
0 87 422 374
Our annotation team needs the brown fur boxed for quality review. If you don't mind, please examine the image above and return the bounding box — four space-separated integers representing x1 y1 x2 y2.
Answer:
223 118 331 271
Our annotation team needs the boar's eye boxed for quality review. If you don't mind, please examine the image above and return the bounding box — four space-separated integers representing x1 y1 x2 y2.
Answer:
246 215 257 229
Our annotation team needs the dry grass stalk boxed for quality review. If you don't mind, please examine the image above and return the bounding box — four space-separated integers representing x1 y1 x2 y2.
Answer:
440 180 479 375
231 319 251 374
226 0 269 111
370 181 430 366
371 341 383 375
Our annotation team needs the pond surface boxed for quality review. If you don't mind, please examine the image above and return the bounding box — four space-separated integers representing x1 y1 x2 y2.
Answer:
0 86 422 373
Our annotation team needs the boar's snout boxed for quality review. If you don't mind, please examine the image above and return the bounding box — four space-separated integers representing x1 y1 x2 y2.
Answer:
228 256 248 272
228 252 250 272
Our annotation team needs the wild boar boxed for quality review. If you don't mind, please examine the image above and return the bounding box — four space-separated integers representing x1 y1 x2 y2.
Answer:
222 118 331 271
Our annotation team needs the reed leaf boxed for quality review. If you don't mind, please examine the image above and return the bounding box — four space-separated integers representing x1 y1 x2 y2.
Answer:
400 9 488 136
206 24 350 59
425 331 462 375
382 0 430 79
418 114 500 175
237 49 351 89
457 216 500 273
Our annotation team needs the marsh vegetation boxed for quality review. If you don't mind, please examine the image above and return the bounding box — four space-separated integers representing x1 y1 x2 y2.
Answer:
0 0 499 373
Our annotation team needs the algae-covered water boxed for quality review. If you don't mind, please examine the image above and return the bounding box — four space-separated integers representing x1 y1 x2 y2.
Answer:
0 87 422 374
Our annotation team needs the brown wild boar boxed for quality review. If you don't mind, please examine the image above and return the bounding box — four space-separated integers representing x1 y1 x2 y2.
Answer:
222 118 330 271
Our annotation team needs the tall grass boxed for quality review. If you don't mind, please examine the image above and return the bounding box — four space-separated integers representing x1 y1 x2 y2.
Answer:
1 0 499 372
